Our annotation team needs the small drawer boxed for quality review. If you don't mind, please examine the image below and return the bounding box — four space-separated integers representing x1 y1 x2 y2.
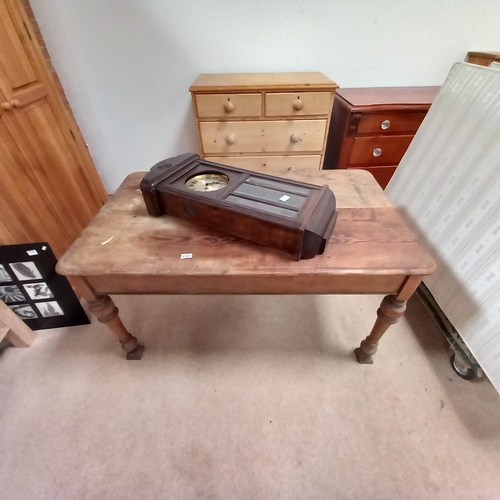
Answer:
347 165 398 189
200 120 327 154
195 93 261 118
265 92 332 116
206 155 322 172
356 112 427 135
348 135 414 166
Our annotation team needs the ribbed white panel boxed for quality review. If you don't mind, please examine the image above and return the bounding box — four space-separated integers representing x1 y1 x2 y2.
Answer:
386 63 500 393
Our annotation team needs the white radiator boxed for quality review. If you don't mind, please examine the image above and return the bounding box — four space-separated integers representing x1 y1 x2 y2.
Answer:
386 62 500 393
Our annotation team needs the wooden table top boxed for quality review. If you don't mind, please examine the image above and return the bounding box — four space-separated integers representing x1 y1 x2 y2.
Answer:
57 169 436 295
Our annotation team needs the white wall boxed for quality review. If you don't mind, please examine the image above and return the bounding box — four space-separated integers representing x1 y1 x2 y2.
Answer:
31 0 500 192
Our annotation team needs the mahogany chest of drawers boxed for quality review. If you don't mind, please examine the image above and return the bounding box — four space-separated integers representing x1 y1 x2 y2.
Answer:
466 51 500 66
323 87 439 188
190 73 338 173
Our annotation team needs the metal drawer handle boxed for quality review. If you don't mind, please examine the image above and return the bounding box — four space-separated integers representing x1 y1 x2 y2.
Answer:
226 135 235 145
373 148 382 157
381 119 391 130
290 134 300 143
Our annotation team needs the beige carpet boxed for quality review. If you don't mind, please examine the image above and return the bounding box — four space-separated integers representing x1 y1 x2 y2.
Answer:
1 294 499 500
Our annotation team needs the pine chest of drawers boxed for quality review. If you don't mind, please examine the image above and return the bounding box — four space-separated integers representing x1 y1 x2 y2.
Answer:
323 87 439 188
190 73 338 173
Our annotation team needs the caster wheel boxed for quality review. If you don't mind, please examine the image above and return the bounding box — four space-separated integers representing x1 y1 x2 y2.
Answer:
450 353 477 381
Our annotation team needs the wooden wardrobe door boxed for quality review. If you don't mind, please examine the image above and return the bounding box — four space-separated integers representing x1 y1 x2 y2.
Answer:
0 0 107 256
0 96 73 256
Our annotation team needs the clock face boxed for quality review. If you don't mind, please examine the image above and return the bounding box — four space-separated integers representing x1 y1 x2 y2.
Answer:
185 173 229 192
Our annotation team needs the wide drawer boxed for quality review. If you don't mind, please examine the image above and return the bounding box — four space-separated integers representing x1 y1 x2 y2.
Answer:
348 135 413 166
205 155 321 172
200 120 327 154
195 93 261 118
265 92 332 116
347 165 397 189
356 111 427 134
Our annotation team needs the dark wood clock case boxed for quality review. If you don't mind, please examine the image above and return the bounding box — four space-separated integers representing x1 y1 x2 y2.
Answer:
140 154 338 260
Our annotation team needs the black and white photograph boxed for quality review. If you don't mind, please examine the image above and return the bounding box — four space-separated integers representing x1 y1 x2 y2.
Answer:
36 301 64 318
23 282 54 300
1 243 89 329
0 264 13 282
9 304 38 319
10 261 43 281
0 285 27 303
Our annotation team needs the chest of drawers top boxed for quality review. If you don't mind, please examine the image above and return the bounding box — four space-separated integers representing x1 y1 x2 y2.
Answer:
190 72 338 93
337 86 439 112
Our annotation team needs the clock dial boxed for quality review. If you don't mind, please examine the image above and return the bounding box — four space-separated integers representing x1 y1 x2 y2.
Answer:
185 173 229 192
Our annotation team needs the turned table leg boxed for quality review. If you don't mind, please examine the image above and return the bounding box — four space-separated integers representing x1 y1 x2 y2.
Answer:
355 295 406 364
70 277 144 360
88 295 144 360
355 276 422 365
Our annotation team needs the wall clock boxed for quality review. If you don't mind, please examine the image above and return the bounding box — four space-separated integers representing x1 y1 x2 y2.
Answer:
140 153 338 260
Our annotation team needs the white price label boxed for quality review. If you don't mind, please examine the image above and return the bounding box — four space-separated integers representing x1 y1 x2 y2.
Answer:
180 253 193 259
279 195 291 202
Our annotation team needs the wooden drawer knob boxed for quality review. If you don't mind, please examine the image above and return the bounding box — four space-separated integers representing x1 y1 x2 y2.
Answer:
224 101 234 113
290 134 300 143
381 119 391 130
293 99 303 111
226 135 235 145
372 147 382 157
1 100 20 110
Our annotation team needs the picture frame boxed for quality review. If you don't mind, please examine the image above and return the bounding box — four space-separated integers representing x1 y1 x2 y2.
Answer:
0 243 89 330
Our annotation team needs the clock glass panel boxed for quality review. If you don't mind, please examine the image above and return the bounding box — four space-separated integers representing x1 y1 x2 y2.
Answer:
245 176 311 196
186 173 229 192
233 183 307 210
226 194 297 218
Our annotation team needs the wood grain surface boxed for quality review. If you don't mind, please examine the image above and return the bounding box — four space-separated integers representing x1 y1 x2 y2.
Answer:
465 51 500 66
348 135 414 166
0 0 106 257
347 165 397 190
356 111 427 135
195 93 261 118
265 92 332 117
191 72 336 171
190 72 338 92
323 87 439 190
205 155 322 172
57 170 436 296
337 87 440 110
199 120 327 154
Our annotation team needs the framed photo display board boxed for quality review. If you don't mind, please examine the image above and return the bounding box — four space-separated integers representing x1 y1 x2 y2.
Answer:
0 243 89 330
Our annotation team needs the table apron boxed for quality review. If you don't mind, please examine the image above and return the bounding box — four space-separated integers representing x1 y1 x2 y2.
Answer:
80 274 409 295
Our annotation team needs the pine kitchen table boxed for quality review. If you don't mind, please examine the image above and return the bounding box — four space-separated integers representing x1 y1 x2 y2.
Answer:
57 167 436 362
